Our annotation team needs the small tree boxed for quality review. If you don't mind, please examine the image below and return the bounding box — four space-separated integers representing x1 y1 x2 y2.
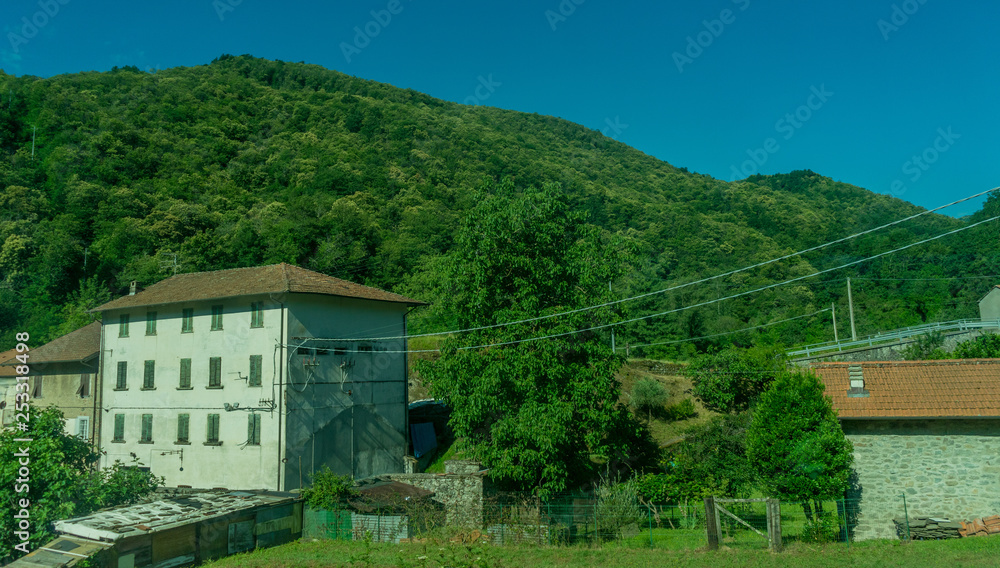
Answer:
685 345 786 413
952 333 1000 359
746 371 853 520
630 378 669 421
300 466 358 510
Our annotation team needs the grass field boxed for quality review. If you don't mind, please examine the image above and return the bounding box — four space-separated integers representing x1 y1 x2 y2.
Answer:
204 536 1000 568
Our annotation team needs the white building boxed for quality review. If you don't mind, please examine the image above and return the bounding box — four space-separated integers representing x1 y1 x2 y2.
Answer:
93 263 424 491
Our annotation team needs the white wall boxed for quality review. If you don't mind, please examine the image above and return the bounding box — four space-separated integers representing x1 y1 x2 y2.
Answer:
100 296 284 490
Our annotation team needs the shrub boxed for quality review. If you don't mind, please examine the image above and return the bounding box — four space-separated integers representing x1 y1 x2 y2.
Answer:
663 398 697 421
631 378 669 421
301 466 358 510
595 478 643 540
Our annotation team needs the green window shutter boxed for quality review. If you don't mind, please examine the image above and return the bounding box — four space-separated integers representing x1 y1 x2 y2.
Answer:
211 305 224 330
146 311 157 335
249 355 262 386
207 413 220 443
119 314 129 337
116 361 128 390
247 414 261 445
251 302 264 328
182 308 194 333
114 414 125 442
209 357 222 387
141 414 152 442
143 360 155 389
178 414 189 443
179 358 192 388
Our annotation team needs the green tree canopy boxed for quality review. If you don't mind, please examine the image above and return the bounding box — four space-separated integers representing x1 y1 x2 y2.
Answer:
419 177 657 495
684 345 786 413
746 371 853 517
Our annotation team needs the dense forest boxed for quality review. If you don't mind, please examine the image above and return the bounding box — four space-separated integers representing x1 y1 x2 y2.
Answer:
0 55 997 355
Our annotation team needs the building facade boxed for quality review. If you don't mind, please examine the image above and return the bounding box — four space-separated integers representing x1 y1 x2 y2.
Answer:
979 285 1000 322
813 360 1000 540
1 321 101 443
94 263 424 491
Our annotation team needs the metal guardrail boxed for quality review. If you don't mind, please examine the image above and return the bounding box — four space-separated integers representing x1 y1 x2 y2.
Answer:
787 319 1000 358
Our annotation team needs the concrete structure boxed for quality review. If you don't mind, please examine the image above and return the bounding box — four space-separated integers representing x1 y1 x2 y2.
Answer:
9 489 301 568
93 263 424 491
980 286 1000 322
0 322 101 442
0 347 18 427
813 360 1000 540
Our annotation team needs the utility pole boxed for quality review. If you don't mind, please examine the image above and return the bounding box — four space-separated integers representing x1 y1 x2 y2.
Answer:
847 278 857 341
609 280 616 353
30 125 36 160
831 302 838 344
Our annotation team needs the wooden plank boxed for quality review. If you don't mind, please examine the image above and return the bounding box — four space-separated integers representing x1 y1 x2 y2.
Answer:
714 498 768 504
766 499 783 553
715 503 765 538
704 497 720 550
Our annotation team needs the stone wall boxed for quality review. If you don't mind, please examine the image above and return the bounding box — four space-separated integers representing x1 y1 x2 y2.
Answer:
844 419 1000 540
386 461 487 528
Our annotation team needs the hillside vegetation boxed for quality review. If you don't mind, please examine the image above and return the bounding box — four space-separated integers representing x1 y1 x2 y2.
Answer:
1 55 998 351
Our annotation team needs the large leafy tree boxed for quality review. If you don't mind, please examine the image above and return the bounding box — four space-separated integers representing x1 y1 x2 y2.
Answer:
684 345 786 413
746 371 853 519
420 177 657 495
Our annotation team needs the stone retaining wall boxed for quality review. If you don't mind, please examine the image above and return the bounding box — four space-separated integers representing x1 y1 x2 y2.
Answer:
844 419 1000 540
386 460 487 528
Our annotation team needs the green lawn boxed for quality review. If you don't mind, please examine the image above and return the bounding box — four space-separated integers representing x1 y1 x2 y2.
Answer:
204 536 1000 568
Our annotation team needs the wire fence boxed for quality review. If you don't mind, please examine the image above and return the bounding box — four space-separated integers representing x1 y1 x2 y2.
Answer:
303 492 999 550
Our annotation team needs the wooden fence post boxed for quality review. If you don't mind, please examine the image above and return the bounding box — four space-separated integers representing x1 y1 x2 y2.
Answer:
766 499 782 553
704 497 719 550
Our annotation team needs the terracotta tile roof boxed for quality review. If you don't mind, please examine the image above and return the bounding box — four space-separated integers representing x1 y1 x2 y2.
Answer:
0 349 17 377
811 359 1000 419
1 322 101 366
93 263 426 312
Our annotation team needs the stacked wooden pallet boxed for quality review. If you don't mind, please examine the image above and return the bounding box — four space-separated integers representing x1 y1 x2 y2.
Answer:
959 515 1000 537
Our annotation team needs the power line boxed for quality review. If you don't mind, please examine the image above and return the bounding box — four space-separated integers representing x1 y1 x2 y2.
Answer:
621 308 831 350
304 212 1000 353
322 186 1000 342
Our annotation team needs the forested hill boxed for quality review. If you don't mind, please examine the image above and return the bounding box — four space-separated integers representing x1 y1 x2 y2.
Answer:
0 55 997 354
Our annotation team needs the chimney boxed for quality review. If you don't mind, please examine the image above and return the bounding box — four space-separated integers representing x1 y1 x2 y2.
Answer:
847 364 869 397
129 281 138 296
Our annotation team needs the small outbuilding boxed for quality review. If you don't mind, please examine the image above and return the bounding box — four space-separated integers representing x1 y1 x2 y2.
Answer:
979 285 1000 322
813 360 1000 540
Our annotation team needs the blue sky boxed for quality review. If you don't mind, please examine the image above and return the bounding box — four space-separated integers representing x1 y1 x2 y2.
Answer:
1 0 997 216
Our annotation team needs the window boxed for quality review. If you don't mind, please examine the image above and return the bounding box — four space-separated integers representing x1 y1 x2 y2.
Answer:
77 374 91 398
247 414 261 445
115 361 128 390
177 414 190 444
76 416 90 440
119 314 130 337
208 357 222 388
206 413 221 444
250 302 264 328
140 414 153 443
211 305 223 330
146 311 157 335
179 358 192 389
358 345 373 353
182 308 193 333
31 377 42 398
249 355 262 387
113 414 125 442
142 360 155 390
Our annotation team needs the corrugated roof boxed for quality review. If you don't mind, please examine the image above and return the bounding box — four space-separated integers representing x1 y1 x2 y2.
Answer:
0 322 101 367
93 263 426 311
54 490 298 541
812 359 1000 419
